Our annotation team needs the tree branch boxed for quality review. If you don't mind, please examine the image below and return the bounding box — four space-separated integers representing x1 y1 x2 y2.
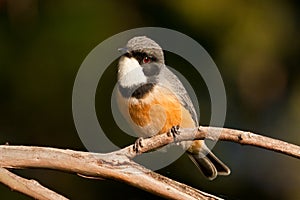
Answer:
119 126 300 159
0 126 299 199
198 126 300 159
0 167 68 200
0 145 221 200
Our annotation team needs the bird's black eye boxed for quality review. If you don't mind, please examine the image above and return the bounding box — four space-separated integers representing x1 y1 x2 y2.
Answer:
142 56 151 64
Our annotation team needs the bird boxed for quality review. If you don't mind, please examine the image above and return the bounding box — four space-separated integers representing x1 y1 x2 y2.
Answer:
116 36 230 180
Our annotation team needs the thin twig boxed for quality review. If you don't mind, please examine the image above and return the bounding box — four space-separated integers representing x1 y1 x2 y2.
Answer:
119 126 300 159
0 167 68 200
198 126 300 159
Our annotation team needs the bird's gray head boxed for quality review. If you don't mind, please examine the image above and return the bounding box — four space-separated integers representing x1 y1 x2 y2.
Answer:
118 36 165 92
124 36 164 64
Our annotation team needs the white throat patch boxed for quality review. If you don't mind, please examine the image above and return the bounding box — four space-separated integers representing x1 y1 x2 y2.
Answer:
118 56 147 88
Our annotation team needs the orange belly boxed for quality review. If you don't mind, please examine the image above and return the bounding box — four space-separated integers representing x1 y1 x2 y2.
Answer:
128 86 195 135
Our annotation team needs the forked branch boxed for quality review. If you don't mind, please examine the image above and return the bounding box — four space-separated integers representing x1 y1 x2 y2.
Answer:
0 126 299 200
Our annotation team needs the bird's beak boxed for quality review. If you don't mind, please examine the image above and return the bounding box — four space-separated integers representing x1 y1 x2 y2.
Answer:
118 47 129 54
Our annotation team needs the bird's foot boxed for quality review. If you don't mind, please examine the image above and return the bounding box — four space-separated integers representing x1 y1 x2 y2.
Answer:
167 125 181 141
133 137 144 153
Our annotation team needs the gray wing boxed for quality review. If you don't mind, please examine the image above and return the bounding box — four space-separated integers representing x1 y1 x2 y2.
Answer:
157 65 199 125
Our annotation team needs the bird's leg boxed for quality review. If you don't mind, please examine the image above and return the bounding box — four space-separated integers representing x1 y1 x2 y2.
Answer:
133 137 144 153
167 125 181 141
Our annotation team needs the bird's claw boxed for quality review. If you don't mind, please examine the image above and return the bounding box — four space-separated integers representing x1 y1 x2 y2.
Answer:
167 125 181 141
133 137 144 153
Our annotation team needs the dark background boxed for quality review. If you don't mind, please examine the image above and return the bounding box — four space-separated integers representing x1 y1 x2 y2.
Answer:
0 0 299 199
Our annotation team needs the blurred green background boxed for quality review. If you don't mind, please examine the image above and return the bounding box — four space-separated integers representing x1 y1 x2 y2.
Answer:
0 0 299 199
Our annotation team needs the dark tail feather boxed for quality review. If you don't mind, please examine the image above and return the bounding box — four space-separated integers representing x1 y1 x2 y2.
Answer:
188 151 230 180
206 151 231 176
